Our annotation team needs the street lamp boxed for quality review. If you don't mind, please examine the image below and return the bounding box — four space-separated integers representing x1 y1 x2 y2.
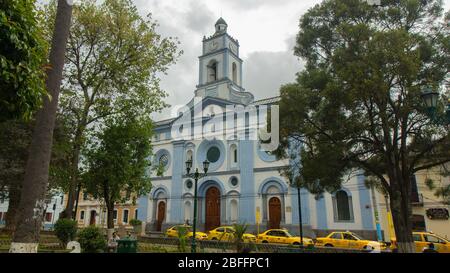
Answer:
185 159 210 253
421 85 439 108
421 85 450 124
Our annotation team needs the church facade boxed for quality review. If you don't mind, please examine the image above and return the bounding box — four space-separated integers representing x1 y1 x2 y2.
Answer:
137 18 380 239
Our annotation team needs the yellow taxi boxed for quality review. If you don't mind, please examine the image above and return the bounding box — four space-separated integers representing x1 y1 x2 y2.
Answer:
315 231 387 250
165 225 208 240
207 226 256 243
390 231 450 253
256 229 314 246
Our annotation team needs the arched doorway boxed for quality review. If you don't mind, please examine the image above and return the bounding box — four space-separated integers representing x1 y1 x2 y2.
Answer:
205 187 220 231
89 210 96 226
156 201 166 231
268 197 281 229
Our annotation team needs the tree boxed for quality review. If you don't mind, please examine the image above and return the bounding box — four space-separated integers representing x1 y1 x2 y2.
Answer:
175 225 189 253
277 0 450 253
0 117 75 233
0 120 32 232
0 0 48 121
82 117 153 239
40 0 181 219
231 223 249 253
9 0 72 253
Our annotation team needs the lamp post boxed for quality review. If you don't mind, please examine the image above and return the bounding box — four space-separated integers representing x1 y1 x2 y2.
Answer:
420 85 450 125
421 85 439 119
185 159 210 253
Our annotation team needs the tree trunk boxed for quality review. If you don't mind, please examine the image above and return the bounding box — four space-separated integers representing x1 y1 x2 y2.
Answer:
4 181 22 233
9 0 72 253
389 183 415 253
106 202 115 240
64 120 85 219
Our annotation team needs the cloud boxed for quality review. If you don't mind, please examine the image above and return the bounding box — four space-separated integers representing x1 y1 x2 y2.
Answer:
225 0 299 9
243 49 304 100
142 1 307 120
185 2 215 33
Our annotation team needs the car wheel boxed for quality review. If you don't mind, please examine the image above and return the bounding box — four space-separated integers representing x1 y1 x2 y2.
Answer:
262 240 269 244
325 244 333 247
293 242 300 246
212 237 218 241
364 245 374 251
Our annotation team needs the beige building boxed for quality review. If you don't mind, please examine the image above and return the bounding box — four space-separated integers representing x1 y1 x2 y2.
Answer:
66 191 139 230
375 165 450 241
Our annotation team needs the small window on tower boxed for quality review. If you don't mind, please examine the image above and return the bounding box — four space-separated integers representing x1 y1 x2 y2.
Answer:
208 60 218 82
232 63 237 83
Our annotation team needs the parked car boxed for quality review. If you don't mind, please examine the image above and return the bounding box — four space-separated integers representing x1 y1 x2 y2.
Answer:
165 225 208 240
256 229 314 246
207 226 256 243
315 231 386 250
390 231 450 253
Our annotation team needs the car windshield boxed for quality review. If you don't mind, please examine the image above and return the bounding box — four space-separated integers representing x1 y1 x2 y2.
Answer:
349 233 362 240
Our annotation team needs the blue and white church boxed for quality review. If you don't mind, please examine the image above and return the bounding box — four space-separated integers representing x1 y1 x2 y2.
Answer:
137 18 380 239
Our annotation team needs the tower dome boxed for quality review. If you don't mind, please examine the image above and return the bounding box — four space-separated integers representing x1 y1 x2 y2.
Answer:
215 17 228 33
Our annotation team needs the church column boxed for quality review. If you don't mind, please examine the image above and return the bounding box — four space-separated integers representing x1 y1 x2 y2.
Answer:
239 140 255 223
170 140 185 223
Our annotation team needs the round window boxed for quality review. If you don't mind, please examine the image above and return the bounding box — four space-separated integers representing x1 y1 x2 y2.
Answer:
186 180 193 189
230 177 238 187
159 154 169 167
206 146 220 163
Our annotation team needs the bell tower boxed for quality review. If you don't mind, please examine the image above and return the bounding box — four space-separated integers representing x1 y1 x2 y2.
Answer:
195 18 253 104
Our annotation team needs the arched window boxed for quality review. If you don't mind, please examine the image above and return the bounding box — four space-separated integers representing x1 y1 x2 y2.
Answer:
232 62 237 83
184 201 192 223
230 144 238 166
208 60 217 82
186 150 193 162
230 199 238 223
333 190 354 222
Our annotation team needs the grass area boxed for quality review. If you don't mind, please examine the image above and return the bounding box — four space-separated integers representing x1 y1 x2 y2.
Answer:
1 232 239 253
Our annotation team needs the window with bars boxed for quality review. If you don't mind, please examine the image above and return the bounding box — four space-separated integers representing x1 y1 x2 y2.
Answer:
332 190 354 222
45 212 52 222
123 209 129 224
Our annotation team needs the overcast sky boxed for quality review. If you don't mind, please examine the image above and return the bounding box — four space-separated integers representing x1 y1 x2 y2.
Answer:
41 0 450 120
132 0 318 120
138 0 450 120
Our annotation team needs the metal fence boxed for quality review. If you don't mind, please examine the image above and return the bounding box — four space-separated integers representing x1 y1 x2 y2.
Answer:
137 236 374 253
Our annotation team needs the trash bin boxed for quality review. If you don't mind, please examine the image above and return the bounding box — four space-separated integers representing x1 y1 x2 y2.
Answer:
117 238 137 253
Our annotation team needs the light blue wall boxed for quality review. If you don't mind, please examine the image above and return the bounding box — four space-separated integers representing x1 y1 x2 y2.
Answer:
223 35 228 79
291 188 310 225
199 59 203 84
239 140 255 223
357 174 375 230
137 196 148 221
170 141 185 223
316 196 328 229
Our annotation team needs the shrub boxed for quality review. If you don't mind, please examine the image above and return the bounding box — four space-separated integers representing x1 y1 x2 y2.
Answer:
54 219 78 248
129 219 142 226
176 225 189 252
77 226 107 253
